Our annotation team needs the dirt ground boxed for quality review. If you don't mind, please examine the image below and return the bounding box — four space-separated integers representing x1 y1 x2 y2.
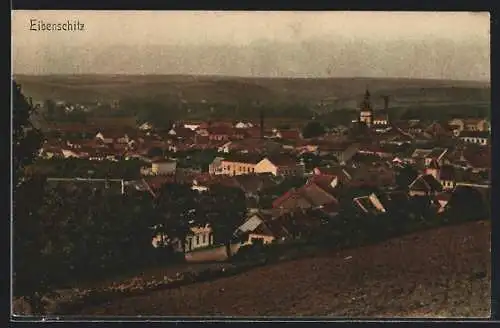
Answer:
78 220 491 318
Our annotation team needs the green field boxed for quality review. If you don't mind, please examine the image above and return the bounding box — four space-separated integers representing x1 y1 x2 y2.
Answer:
14 75 490 108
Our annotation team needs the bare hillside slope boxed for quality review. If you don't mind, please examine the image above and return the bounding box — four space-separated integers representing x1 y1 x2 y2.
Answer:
78 221 491 318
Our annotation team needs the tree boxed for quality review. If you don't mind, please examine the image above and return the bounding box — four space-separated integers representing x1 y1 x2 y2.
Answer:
203 185 247 259
12 81 47 313
301 121 326 139
155 183 197 253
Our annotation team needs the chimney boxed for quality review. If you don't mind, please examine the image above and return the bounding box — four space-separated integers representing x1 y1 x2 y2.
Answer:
382 96 389 110
260 110 264 139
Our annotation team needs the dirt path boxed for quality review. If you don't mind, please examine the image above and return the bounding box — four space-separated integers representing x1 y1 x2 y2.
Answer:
78 221 491 317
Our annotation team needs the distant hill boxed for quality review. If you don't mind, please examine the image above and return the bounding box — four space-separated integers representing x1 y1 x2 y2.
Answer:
14 75 490 110
78 220 490 317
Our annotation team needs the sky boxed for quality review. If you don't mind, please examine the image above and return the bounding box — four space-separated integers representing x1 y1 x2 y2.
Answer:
12 11 490 80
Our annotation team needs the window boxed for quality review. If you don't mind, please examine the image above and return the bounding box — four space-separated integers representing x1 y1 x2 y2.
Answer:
196 235 200 245
203 234 206 243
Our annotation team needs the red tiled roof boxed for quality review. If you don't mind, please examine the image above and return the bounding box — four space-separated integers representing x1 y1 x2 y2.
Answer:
277 130 302 140
459 131 490 139
410 174 443 192
210 121 234 128
243 127 263 138
308 174 338 194
171 127 196 138
272 188 300 208
208 126 234 135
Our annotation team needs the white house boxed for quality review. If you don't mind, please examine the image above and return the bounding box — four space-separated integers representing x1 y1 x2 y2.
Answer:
152 224 214 252
234 121 254 129
184 123 201 131
459 131 490 146
138 122 153 131
95 132 115 144
141 160 177 176
217 141 233 153
191 180 209 193
61 149 82 159
209 157 225 175
254 157 306 177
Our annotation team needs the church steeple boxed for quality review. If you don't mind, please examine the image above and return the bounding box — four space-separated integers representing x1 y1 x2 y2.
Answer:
359 88 373 127
364 89 371 101
361 88 372 111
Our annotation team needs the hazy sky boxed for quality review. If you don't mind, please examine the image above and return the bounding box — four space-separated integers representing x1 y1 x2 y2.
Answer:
12 11 490 80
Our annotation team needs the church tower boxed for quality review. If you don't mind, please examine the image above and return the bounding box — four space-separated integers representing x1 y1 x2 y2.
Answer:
359 89 373 127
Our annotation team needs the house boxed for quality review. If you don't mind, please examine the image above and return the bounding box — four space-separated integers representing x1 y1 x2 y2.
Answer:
272 177 339 215
313 166 353 186
217 141 233 154
462 145 491 172
411 147 448 167
207 126 244 141
407 121 426 135
61 148 83 159
141 160 177 176
347 163 397 189
459 131 490 146
357 144 394 159
449 118 490 132
373 110 389 126
426 148 449 166
254 155 305 177
183 122 203 131
275 129 303 140
316 142 360 164
208 157 225 175
39 144 64 159
234 212 274 244
438 165 457 190
245 219 290 245
424 161 457 191
95 132 115 144
353 193 387 215
218 139 283 154
434 192 452 213
408 174 443 197
423 121 454 139
219 154 263 176
236 209 324 245
138 122 153 131
243 127 264 139
168 127 196 139
234 121 254 129
180 224 214 252
153 224 214 253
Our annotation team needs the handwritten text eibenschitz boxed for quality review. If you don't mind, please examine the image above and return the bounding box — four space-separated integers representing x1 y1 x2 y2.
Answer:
30 19 85 31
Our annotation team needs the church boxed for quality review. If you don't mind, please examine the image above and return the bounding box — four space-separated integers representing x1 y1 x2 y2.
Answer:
358 89 390 131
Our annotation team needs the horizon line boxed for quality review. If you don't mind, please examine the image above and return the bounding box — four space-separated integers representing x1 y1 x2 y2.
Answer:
12 73 491 84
